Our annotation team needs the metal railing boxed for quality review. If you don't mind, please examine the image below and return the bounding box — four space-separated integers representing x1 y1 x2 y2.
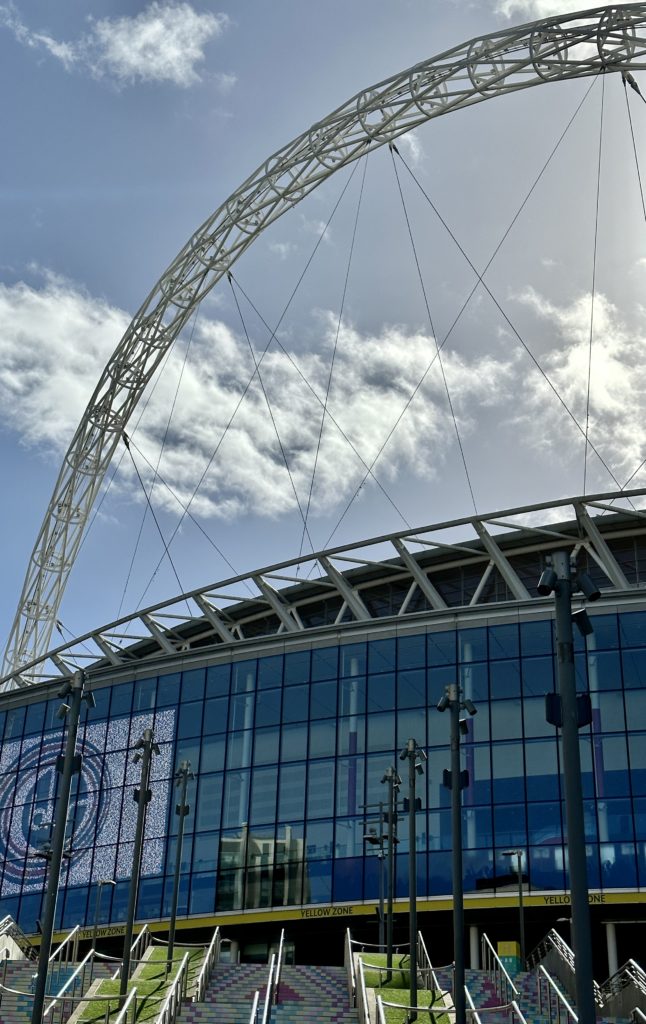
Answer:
0 915 38 961
527 929 574 972
194 927 221 1002
344 928 356 1007
632 1007 646 1024
114 986 138 1024
465 997 528 1024
355 957 371 1024
599 960 646 1017
273 929 285 1003
248 990 260 1024
466 983 484 1024
155 951 190 1024
375 993 387 1024
537 963 579 1024
260 954 275 1024
49 926 81 991
481 934 519 1006
111 924 151 981
44 948 94 1024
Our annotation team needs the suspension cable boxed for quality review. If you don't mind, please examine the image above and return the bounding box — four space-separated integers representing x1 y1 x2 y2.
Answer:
390 143 478 515
117 302 201 619
122 434 190 614
228 274 316 556
132 160 365 612
583 74 605 493
298 155 370 564
396 150 628 496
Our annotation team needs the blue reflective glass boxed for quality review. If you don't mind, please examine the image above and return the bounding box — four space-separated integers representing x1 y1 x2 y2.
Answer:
190 836 215 874
428 631 456 666
528 802 562 844
335 760 364 817
634 797 646 839
309 719 336 759
306 819 334 859
523 698 553 739
461 662 488 702
368 638 396 673
334 818 364 858
397 669 426 708
250 767 278 825
189 872 216 914
367 673 395 712
110 682 133 716
310 681 337 719
181 668 205 702
333 857 363 902
601 844 637 889
464 850 495 892
255 689 282 727
620 610 646 647
280 723 307 761
599 736 631 796
397 708 426 751
522 656 554 696
588 613 618 650
525 739 559 801
462 807 492 849
258 655 283 689
195 774 222 831
226 731 252 770
157 673 180 707
529 845 565 890
284 650 310 686
494 803 527 847
488 624 519 660
340 643 367 677
307 761 335 819
206 664 230 696
177 701 203 738
629 734 646 795
282 684 308 723
232 660 256 694
339 677 366 716
521 620 553 657
491 700 522 742
229 693 255 732
133 677 156 711
490 661 520 699
4 706 24 739
492 742 524 802
595 691 625 732
307 860 332 903
312 647 338 681
137 878 161 918
428 851 452 895
397 634 426 670
201 734 225 772
588 650 622 690
222 771 249 828
278 764 306 821
622 649 646 689
204 697 229 734
459 628 487 662
338 716 365 756
253 726 279 765
367 712 395 753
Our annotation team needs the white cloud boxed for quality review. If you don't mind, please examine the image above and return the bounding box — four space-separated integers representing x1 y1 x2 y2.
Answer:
495 0 588 16
0 2 231 88
398 131 425 168
268 241 297 261
0 272 515 522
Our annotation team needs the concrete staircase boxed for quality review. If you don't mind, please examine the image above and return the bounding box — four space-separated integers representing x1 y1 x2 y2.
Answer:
0 958 115 1024
271 965 357 1024
178 963 269 1024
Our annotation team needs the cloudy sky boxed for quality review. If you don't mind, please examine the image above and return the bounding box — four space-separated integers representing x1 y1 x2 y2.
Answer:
2 0 646 656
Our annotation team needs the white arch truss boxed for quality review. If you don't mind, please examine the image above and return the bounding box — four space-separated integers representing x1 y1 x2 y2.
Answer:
5 4 646 683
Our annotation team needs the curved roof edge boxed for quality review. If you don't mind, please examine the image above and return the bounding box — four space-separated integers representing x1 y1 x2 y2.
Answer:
4 487 646 692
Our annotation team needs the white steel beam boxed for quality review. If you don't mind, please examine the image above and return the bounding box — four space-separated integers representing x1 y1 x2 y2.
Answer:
253 576 301 632
575 502 630 589
319 557 370 621
472 521 530 601
392 538 448 610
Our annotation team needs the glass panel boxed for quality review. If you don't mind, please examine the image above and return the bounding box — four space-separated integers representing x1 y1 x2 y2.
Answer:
397 634 426 670
334 819 364 858
490 661 520 699
600 843 637 889
368 638 396 673
598 736 630 796
281 685 309 723
133 678 156 712
461 663 488 702
340 643 367 677
367 674 395 712
195 774 223 831
258 655 283 689
367 713 394 753
280 723 308 761
459 628 487 662
462 807 493 849
397 670 426 708
339 677 366 716
254 689 282 728
228 693 255 732
428 631 456 667
250 767 278 825
306 860 332 903
310 681 337 719
305 820 334 860
522 656 554 696
494 803 527 847
181 668 205 702
594 692 625 732
206 664 230 696
278 764 306 821
619 610 646 647
284 651 310 686
629 734 646 795
521 620 553 657
312 647 338 681
588 650 621 690
335 758 365 816
232 661 256 694
226 731 253 770
488 623 519 660
222 771 250 828
203 697 229 734
307 761 335 819
492 742 525 802
523 697 553 738
397 709 426 751
491 700 522 742
588 614 618 650
525 740 560 801
334 857 363 902
189 872 216 914
253 726 280 766
309 719 336 759
621 649 646 689
338 716 365 756
528 802 562 844
201 734 225 773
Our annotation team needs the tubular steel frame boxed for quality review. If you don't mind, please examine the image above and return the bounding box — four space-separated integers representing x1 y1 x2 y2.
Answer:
5 6 646 682
1 487 646 691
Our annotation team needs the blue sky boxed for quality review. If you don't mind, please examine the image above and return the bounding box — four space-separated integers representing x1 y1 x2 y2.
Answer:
2 0 646 655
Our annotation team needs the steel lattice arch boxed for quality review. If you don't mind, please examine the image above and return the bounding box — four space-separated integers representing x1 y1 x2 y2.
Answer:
5 5 646 683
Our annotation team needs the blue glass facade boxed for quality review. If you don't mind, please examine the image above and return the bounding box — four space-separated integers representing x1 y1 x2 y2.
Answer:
0 607 645 935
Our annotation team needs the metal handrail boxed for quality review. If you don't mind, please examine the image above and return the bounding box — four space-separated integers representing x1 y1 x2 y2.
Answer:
466 998 528 1024
248 990 260 1024
44 948 94 1018
155 951 189 1024
481 933 519 1005
0 915 38 961
259 955 275 1024
537 963 578 1023
349 937 410 950
356 958 370 1024
113 985 138 1024
375 994 387 1024
527 929 574 972
600 960 646 1001
632 1008 646 1023
273 929 285 1003
344 928 356 1007
465 984 484 1024
111 924 150 981
49 925 80 965
417 932 434 992
194 926 220 1002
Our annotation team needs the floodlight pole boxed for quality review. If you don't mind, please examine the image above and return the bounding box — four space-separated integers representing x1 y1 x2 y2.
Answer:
400 738 424 1022
381 766 400 980
502 850 525 965
549 551 596 1024
31 671 87 1024
120 728 157 1002
449 687 466 1024
167 760 193 973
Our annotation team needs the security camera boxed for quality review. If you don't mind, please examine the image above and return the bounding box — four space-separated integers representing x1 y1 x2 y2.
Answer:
537 568 557 596
572 608 594 637
577 571 601 602
437 693 450 713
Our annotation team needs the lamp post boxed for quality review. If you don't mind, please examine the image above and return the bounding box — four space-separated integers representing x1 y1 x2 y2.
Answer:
363 802 387 951
437 685 477 1024
399 738 426 1023
31 671 94 1024
537 553 599 1024
167 760 194 974
381 766 401 981
502 850 525 965
120 728 159 1002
